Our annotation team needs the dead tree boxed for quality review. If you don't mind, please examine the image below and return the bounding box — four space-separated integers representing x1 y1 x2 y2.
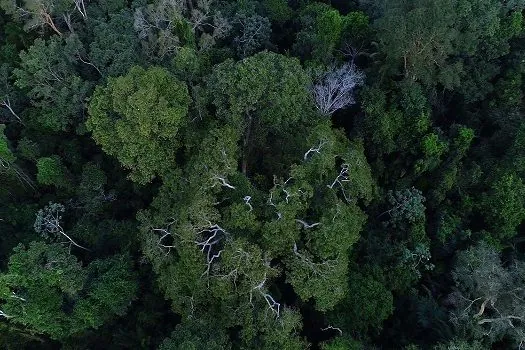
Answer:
34 202 90 251
313 63 364 116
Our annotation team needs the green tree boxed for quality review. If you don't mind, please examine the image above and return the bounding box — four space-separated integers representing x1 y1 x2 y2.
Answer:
36 156 69 188
207 51 315 175
87 65 191 184
89 9 142 78
14 35 92 131
0 241 137 340
481 172 525 242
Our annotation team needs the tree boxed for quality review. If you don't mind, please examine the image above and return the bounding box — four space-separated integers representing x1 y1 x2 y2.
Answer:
89 9 142 78
313 63 365 116
158 318 231 350
327 266 393 335
207 51 315 175
34 202 89 251
481 173 525 242
231 13 271 58
450 243 525 347
0 241 137 340
14 35 92 131
292 3 345 64
35 156 69 188
87 65 191 184
0 0 70 35
133 0 230 60
0 64 22 124
384 187 426 228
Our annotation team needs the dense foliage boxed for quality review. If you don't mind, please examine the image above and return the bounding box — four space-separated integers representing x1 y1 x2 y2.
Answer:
1 0 525 349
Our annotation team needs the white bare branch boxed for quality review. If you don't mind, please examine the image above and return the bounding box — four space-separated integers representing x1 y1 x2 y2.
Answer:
327 163 351 201
195 224 229 276
211 175 235 189
293 243 338 277
0 97 23 124
10 292 26 302
76 54 102 76
304 140 328 160
295 219 320 229
243 195 253 212
313 63 365 116
0 310 12 319
321 325 343 335
35 204 90 251
251 273 280 318
74 0 88 20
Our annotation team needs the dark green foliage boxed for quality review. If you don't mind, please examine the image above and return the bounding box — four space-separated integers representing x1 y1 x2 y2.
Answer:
1 0 525 348
14 35 92 131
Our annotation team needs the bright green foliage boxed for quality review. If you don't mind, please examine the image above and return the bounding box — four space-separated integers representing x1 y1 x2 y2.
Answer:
87 65 190 184
1 0 525 347
36 156 68 187
262 0 293 23
0 241 138 340
422 133 449 158
481 173 525 241
208 51 313 128
293 3 345 64
73 254 138 329
0 242 85 338
14 35 92 131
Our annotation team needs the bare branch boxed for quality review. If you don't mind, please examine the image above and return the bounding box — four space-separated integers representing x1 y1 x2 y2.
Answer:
313 63 364 116
211 175 235 189
303 140 328 160
295 219 320 229
321 325 343 335
327 163 351 202
243 195 253 212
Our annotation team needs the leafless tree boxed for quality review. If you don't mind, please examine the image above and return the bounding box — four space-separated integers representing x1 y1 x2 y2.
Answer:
313 63 365 116
34 203 90 251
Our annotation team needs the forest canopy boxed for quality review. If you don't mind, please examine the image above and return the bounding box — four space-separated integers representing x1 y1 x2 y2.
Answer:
1 0 525 349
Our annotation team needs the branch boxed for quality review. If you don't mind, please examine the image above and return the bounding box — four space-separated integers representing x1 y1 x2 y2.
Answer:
211 175 235 189
243 195 253 212
295 219 320 229
321 325 343 335
304 140 328 160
